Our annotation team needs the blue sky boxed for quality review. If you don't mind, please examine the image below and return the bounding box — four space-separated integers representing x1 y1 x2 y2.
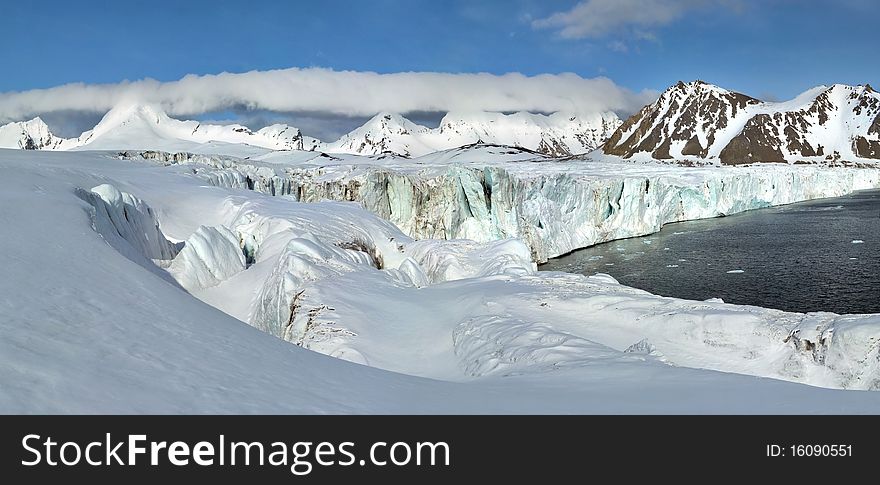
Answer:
1 0 878 137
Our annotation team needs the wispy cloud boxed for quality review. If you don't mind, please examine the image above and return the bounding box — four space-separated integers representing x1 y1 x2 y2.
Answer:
608 41 629 53
532 0 737 40
0 67 657 124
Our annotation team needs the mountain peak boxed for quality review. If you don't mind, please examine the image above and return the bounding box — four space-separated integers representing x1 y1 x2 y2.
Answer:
365 112 421 130
0 116 65 150
605 80 759 160
93 103 171 131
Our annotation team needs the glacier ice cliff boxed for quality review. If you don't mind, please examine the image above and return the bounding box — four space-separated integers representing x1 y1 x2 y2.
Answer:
145 150 880 262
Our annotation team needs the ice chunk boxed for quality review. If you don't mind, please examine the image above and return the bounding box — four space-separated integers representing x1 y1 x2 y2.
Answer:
169 225 247 290
588 273 619 285
397 257 429 288
86 184 178 261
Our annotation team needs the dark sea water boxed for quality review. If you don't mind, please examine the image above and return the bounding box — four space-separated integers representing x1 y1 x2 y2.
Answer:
541 189 880 314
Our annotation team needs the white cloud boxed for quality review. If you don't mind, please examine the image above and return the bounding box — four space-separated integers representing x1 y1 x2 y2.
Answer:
608 40 629 53
533 0 732 39
0 67 656 123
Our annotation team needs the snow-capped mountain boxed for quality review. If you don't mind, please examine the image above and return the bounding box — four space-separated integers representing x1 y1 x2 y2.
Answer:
1 104 620 158
63 103 320 152
325 110 622 157
0 117 66 149
254 124 322 151
603 80 880 164
323 112 435 157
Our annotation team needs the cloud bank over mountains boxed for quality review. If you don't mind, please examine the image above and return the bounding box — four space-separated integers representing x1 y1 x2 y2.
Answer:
0 67 657 124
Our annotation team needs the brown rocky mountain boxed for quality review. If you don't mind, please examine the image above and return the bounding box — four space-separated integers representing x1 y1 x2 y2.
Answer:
602 80 880 164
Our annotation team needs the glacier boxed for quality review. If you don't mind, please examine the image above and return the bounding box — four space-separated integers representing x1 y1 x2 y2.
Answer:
127 146 880 262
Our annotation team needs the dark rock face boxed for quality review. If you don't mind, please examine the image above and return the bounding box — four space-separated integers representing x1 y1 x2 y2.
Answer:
681 135 704 156
720 115 786 164
854 137 880 158
869 113 880 136
537 137 571 158
602 104 661 157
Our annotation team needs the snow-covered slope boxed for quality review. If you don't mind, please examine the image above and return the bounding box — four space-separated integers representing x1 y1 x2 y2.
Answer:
603 80 880 164
5 148 880 414
0 117 66 149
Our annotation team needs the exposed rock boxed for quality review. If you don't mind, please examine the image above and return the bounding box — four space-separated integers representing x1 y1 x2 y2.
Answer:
854 136 880 158
720 114 786 164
